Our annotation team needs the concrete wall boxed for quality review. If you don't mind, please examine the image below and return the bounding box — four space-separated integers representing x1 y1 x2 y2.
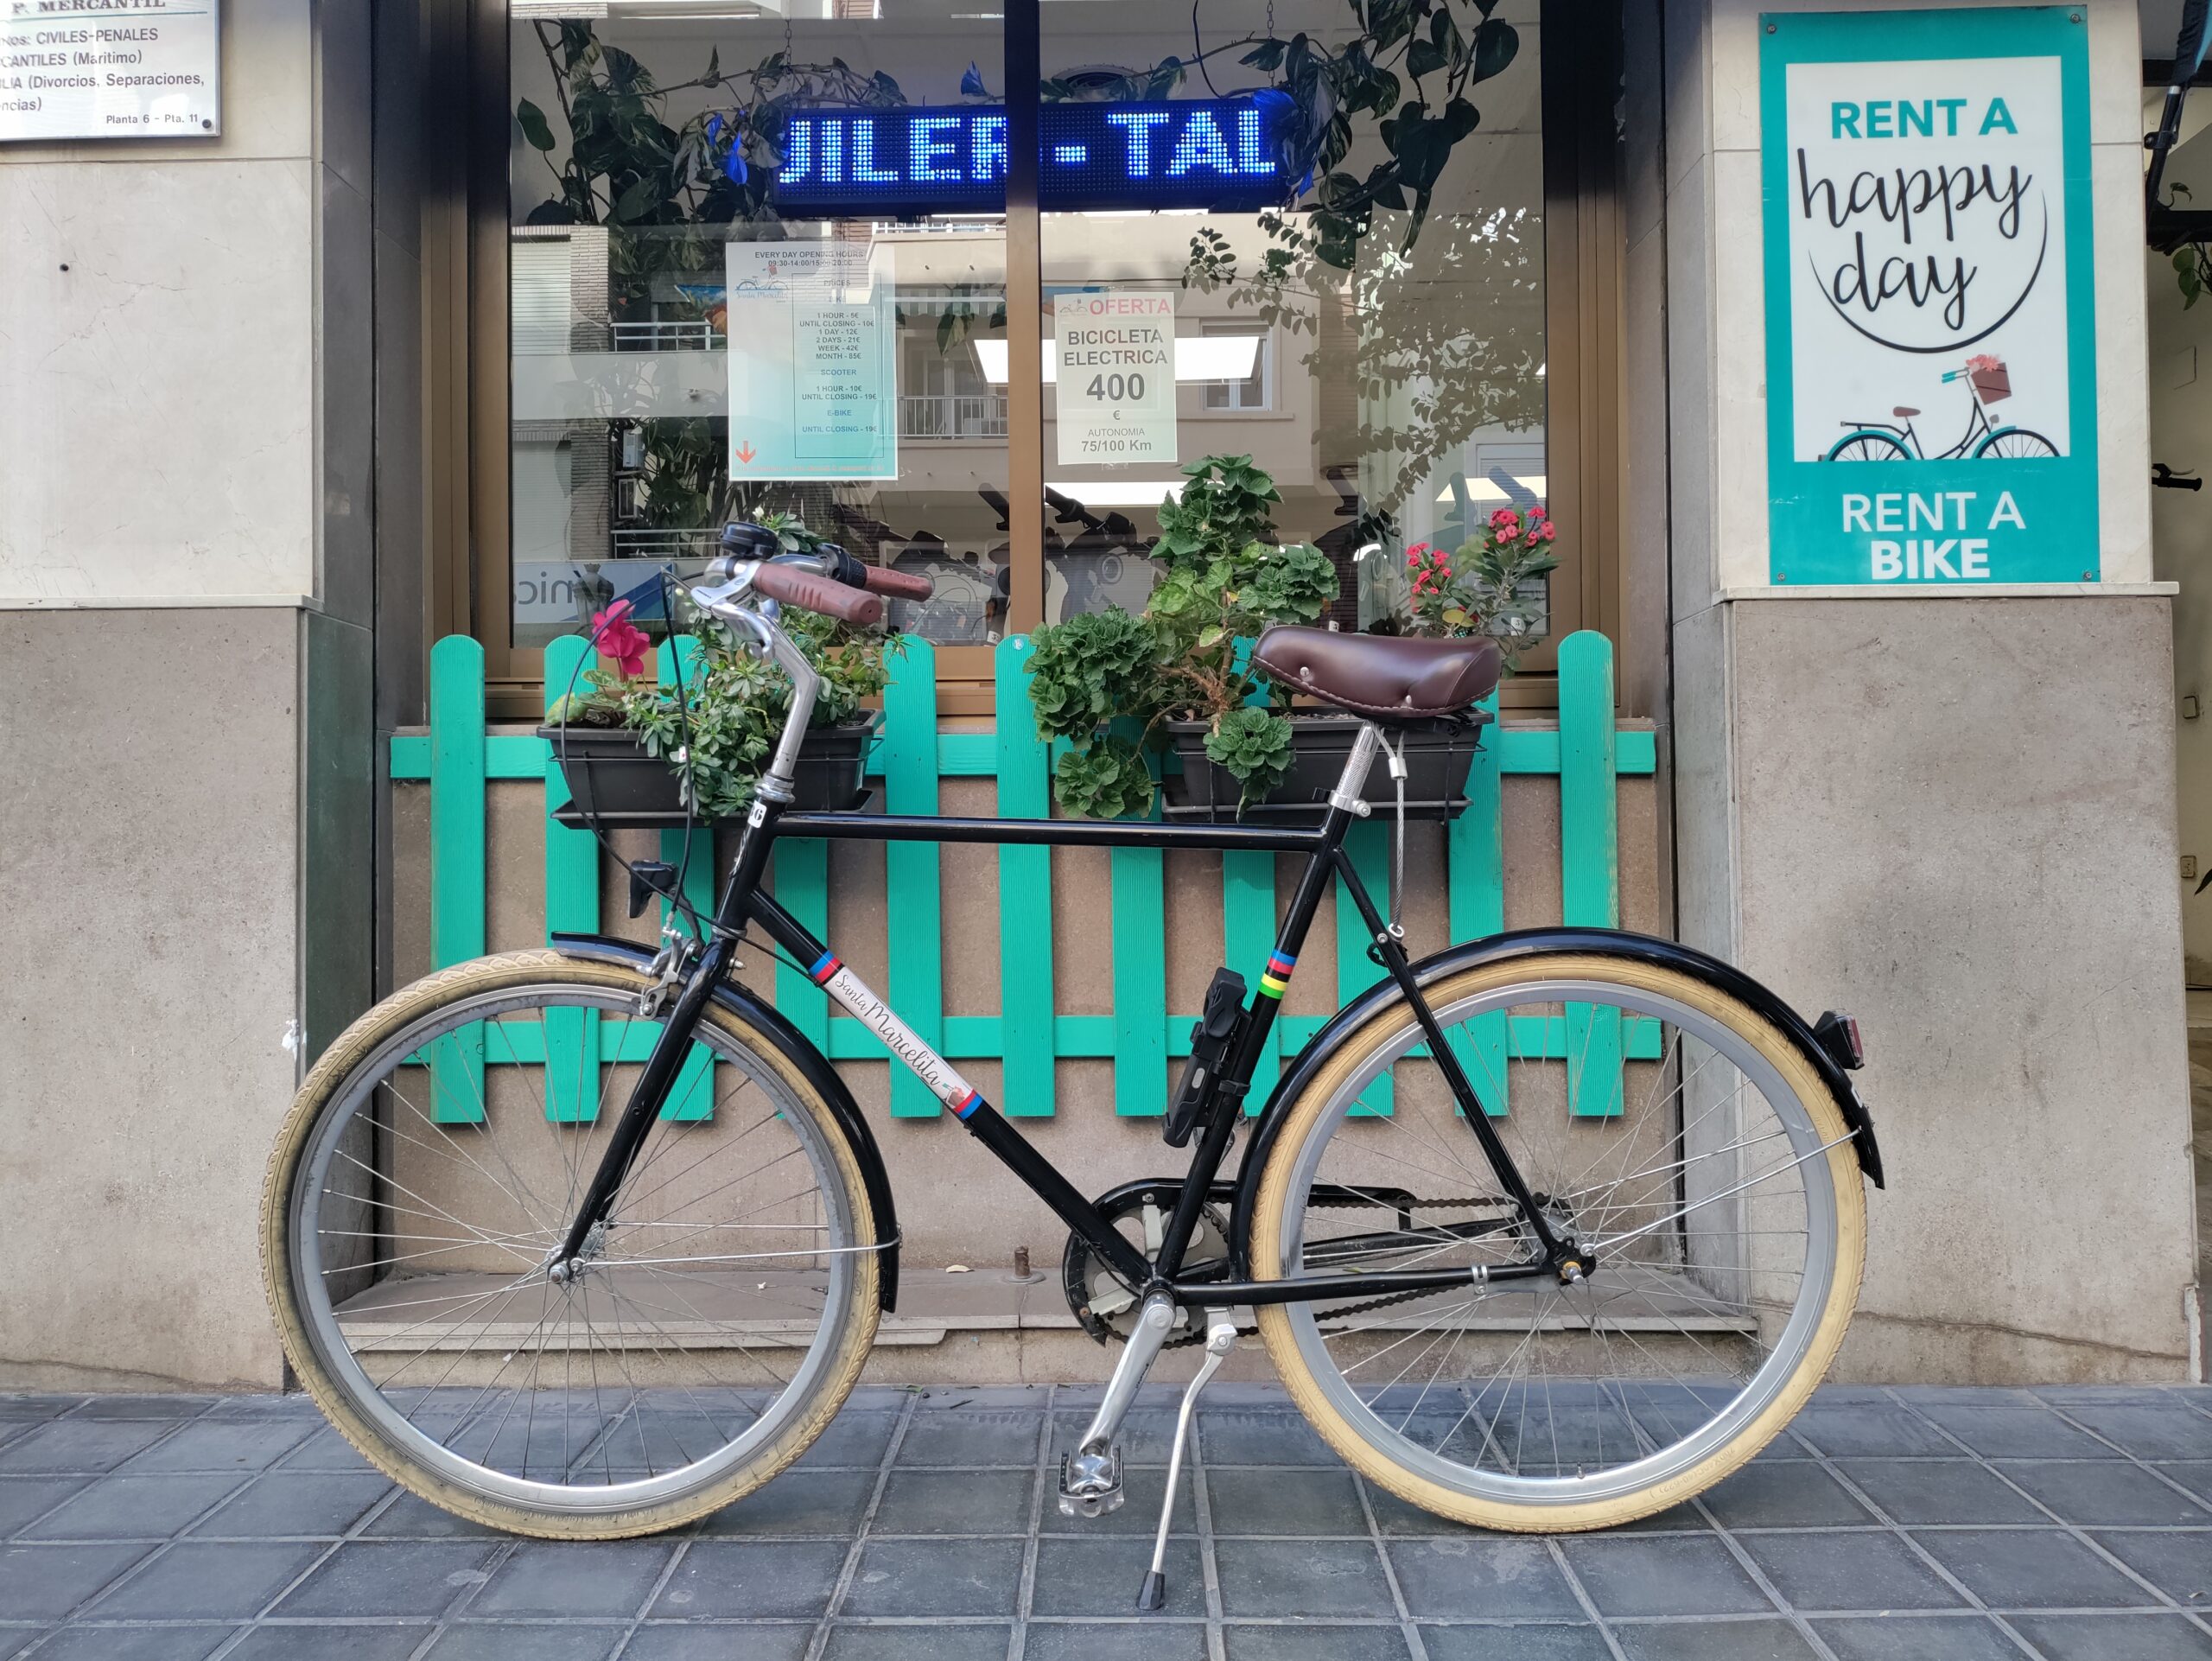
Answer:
1662 0 2201 1378
0 2 399 1388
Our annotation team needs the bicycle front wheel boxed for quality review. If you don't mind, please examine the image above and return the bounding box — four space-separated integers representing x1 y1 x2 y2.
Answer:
263 951 881 1538
1250 951 1865 1531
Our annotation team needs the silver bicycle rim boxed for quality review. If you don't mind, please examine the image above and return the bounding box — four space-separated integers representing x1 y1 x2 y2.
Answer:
289 983 861 1517
1274 976 1840 1508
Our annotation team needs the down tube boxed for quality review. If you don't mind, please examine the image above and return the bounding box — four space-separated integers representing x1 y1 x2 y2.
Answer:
747 890 1154 1288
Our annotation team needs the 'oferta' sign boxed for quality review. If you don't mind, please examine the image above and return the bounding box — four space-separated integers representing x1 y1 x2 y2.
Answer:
0 0 219 142
1760 8 2096 586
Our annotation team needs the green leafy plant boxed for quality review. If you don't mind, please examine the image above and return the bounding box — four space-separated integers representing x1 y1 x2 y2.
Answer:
546 519 899 818
1027 455 1338 816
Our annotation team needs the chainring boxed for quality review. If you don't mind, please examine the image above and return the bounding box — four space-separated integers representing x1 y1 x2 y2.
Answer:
1061 1181 1235 1349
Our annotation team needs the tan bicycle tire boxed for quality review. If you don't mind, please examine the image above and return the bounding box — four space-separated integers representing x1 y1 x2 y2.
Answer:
1249 951 1866 1533
260 950 881 1540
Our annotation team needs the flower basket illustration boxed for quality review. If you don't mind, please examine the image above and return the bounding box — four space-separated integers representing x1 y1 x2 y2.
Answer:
1966 355 2011 402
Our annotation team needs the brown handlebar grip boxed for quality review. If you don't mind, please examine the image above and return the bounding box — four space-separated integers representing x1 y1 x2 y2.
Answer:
861 564 936 601
752 562 885 627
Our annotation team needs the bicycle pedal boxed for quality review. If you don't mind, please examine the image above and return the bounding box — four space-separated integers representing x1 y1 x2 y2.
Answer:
1058 1448 1124 1518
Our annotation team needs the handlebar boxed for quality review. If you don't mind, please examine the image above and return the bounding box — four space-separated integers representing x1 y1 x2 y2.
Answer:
748 562 884 627
860 565 934 600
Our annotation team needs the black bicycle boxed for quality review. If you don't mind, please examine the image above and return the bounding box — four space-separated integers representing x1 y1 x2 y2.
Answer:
264 525 1883 1601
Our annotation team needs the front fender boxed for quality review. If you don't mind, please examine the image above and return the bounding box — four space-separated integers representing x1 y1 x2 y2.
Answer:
549 932 901 1312
1227 926 1885 1271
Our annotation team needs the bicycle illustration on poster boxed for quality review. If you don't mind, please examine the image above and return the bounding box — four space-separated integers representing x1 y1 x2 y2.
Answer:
1761 7 2099 585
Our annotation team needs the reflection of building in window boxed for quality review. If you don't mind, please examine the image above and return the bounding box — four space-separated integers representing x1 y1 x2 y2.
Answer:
1200 322 1271 411
898 323 1007 439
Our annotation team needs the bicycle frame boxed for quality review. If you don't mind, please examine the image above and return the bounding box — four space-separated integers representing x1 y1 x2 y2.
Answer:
543 570 1574 1314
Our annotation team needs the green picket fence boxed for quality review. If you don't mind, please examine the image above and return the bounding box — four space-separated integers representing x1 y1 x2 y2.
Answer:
389 629 1655 1123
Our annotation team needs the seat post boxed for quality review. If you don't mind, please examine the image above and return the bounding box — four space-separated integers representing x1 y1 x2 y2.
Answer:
1326 722 1385 816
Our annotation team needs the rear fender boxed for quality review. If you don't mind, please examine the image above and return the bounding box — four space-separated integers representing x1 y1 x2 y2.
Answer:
549 932 901 1311
1226 926 1885 1271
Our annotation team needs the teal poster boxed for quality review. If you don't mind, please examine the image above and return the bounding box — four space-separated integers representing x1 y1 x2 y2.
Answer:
1761 8 2098 585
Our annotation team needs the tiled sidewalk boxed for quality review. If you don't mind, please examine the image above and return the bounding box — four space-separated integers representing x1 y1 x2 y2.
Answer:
1 1383 2209 1661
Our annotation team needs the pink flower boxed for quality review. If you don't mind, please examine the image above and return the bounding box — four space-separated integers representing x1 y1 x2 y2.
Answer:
591 600 652 679
1541 523 1556 542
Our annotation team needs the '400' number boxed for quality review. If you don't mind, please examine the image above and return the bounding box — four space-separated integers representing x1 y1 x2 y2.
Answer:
1084 372 1145 401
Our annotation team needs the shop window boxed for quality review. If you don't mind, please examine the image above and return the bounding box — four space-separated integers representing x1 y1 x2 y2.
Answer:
458 0 1620 711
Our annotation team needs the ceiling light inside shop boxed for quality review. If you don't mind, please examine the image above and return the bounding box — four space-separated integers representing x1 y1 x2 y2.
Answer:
1439 473 1549 505
973 335 1259 385
1046 480 1185 506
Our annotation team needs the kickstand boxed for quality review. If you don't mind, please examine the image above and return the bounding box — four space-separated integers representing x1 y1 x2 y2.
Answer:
1137 1310 1236 1612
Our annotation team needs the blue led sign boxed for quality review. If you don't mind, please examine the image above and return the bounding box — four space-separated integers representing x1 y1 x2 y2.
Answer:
765 95 1295 217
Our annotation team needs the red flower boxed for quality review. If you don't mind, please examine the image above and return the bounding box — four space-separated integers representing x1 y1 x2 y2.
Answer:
591 600 652 679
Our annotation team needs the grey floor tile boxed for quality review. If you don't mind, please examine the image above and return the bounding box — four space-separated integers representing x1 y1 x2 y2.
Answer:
116 1422 312 1475
2164 1465 2212 1506
1737 1529 1966 1613
426 1623 623 1661
30 1625 238 1661
1910 1528 2164 1611
73 1397 213 1421
274 1539 501 1619
839 1538 1024 1618
2090 1530 2212 1606
869 1468 1033 1535
471 1541 675 1619
1611 1619 1822 1660
1198 1410 1339 1467
2053 1404 2212 1462
1701 1462 1874 1529
192 1473 395 1537
1364 1484 1528 1537
1891 1388 2046 1410
0 1478 89 1537
1811 1615 2032 1661
648 1539 848 1620
1387 1536 1584 1620
360 1492 502 1538
1786 1406 1955 1459
1220 1626 1412 1661
1560 1535 1776 1620
697 1468 878 1537
1834 1459 2048 1525
791 1413 899 1470
909 1388 1049 1411
1213 1537 1397 1619
0 1542 155 1620
276 1427 376 1473
1912 1407 2115 1461
892 1410 1041 1467
1029 1536 1206 1617
2008 1613 2212 1660
0 1398 82 1421
226 1624 435 1661
820 1624 1012 1661
1999 1461 2212 1527
1205 1467 1369 1535
86 1541 325 1620
1024 1620 1211 1660
1036 1466 1194 1536
23 1474 248 1540
623 1624 812 1661
1417 1626 1613 1661
0 1421 176 1475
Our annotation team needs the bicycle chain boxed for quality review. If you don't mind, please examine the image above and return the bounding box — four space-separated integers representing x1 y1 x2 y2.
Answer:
1090 1193 1509 1349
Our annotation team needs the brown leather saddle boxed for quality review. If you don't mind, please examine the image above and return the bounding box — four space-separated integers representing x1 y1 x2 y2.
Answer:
1249 626 1501 721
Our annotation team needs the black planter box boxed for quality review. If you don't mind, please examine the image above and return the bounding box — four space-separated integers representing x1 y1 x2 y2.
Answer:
538 714 880 827
1159 712 1489 824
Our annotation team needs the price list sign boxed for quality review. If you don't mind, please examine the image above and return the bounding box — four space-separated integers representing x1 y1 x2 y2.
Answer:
1 1 221 143
1054 290 1176 468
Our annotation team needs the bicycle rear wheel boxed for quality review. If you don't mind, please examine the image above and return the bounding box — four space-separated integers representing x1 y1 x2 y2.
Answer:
1249 951 1865 1531
263 951 880 1538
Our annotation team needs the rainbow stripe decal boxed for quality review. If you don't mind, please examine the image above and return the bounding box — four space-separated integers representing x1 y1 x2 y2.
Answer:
1259 950 1296 1000
807 949 843 986
955 1090 985 1121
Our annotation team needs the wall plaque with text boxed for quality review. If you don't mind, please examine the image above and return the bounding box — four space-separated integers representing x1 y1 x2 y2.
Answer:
1 0 221 143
